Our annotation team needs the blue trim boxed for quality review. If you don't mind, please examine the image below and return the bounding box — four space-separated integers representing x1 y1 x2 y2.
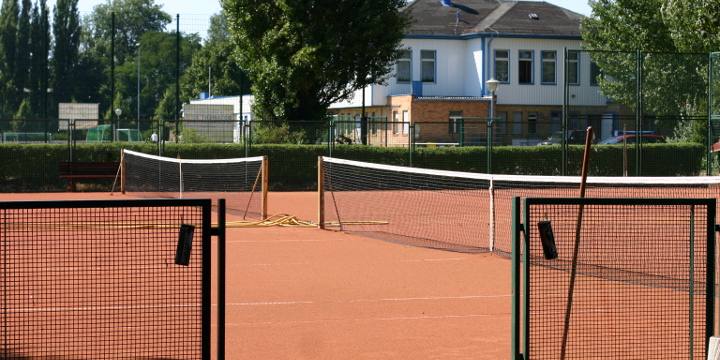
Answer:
484 35 490 95
413 98 491 103
405 33 583 41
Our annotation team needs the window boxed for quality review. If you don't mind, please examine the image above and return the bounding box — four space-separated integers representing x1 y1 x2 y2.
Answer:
528 112 538 134
550 110 562 133
396 50 411 82
513 112 523 135
567 50 579 85
393 111 399 134
495 50 509 82
402 111 409 135
519 50 533 84
590 60 602 86
497 111 507 135
421 50 436 83
541 51 556 84
449 111 462 134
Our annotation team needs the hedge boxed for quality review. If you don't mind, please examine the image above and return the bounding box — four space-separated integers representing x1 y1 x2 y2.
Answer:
0 142 708 192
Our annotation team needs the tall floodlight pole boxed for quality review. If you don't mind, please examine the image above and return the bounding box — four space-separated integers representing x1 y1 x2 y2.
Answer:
486 77 500 174
137 42 141 131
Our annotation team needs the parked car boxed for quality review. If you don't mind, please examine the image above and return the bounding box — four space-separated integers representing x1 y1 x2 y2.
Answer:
537 130 590 145
597 135 666 144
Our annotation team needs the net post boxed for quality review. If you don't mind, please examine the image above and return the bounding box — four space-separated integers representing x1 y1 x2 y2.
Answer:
217 198 226 360
510 196 522 360
318 156 325 229
120 148 126 194
262 156 268 219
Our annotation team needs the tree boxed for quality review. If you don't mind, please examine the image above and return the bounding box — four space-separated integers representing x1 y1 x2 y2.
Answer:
581 0 708 143
28 0 50 118
662 0 720 53
82 0 171 63
179 13 251 105
52 0 81 104
116 30 201 121
15 0 31 97
222 0 411 122
0 0 19 118
80 0 173 119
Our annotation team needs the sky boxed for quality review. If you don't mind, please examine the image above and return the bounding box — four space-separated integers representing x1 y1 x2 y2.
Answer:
42 0 591 17
543 0 592 16
49 0 225 16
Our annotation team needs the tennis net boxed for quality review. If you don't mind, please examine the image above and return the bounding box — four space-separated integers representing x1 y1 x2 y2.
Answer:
0 198 222 360
122 149 267 219
318 157 720 254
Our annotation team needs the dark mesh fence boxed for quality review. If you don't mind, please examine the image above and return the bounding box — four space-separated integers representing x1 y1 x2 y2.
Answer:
0 198 221 359
512 198 715 360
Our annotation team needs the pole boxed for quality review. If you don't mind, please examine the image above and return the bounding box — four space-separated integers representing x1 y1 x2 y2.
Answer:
488 93 495 174
137 43 141 130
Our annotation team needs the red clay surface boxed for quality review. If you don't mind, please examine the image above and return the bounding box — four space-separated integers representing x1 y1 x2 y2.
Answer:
0 191 512 360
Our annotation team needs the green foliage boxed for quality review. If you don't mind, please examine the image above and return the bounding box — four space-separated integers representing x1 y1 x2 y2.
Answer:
52 0 81 104
0 0 20 118
222 0 411 122
248 122 306 144
28 0 50 118
581 0 711 143
179 36 252 103
115 31 201 120
178 127 209 143
82 0 171 63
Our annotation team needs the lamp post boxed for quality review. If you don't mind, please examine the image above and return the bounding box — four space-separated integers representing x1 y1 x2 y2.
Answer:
114 108 122 142
486 77 500 174
136 42 141 131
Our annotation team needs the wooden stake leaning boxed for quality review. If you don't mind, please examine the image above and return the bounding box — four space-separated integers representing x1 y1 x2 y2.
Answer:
560 126 593 360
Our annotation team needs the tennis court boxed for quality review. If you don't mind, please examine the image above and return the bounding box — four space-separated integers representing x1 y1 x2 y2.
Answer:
4 153 719 359
1 191 512 359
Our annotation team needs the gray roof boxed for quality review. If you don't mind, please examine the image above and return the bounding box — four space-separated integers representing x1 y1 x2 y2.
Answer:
402 0 583 37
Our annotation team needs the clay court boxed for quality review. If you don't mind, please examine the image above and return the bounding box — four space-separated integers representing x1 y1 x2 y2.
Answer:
1 191 512 359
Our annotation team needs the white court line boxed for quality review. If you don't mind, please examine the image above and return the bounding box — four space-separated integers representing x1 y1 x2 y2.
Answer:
227 313 503 326
226 238 350 244
227 262 311 267
402 258 468 262
227 294 510 307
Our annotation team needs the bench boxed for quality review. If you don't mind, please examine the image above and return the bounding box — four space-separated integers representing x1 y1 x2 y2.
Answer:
58 161 121 192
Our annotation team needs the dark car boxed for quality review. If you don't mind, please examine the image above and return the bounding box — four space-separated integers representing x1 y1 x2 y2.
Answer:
597 135 666 144
537 130 590 146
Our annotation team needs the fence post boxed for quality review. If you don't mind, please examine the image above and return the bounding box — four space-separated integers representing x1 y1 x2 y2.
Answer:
328 119 334 157
487 118 493 174
409 123 415 167
458 117 464 147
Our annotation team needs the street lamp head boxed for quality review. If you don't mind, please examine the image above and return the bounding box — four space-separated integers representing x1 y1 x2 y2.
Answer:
115 108 122 116
486 77 500 95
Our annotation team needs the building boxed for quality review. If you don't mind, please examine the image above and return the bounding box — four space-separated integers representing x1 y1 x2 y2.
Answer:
190 0 618 146
329 0 613 146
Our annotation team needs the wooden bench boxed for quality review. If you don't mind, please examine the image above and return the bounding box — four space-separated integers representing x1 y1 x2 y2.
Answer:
58 161 121 192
